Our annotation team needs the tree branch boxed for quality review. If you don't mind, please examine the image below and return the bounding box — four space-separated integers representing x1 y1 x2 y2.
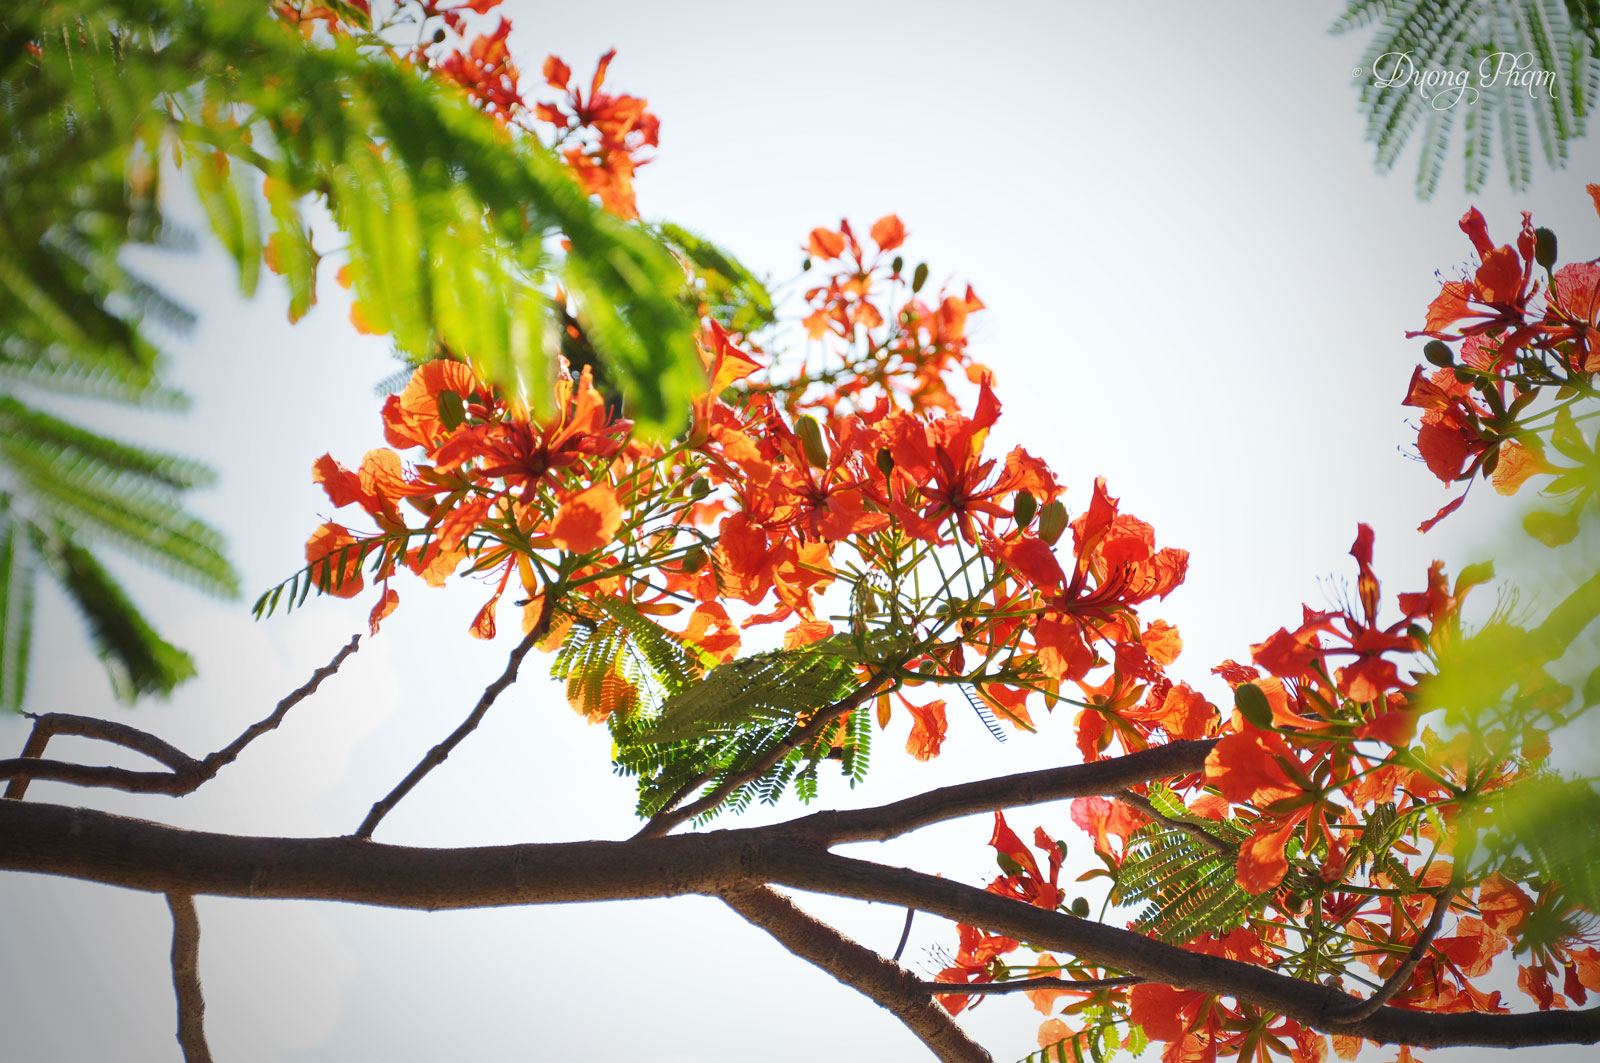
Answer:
5 798 1600 1051
783 740 1217 844
761 848 1600 1049
1327 882 1461 1023
1115 787 1236 857
354 601 552 839
1 634 361 799
722 885 992 1063
917 976 1142 997
167 893 212 1063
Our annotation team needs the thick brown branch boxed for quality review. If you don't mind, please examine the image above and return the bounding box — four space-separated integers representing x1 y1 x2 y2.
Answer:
5 800 1600 1051
634 670 894 840
763 848 1600 1049
1 799 753 905
1329 883 1461 1023
785 740 1217 844
722 885 992 1063
167 893 212 1063
1 635 361 799
353 611 549 840
917 976 1142 996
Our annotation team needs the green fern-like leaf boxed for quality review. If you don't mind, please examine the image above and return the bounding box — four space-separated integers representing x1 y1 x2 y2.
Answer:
1119 796 1256 943
1335 0 1600 197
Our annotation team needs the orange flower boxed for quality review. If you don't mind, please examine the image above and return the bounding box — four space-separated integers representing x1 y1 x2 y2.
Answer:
304 523 366 599
549 483 622 552
903 697 948 761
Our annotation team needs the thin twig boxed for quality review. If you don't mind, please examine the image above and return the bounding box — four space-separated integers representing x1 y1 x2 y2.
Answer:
353 598 555 840
1326 883 1461 1024
1116 788 1236 857
892 906 915 962
722 885 992 1063
166 893 212 1063
1 634 362 799
633 669 894 839
917 975 1143 996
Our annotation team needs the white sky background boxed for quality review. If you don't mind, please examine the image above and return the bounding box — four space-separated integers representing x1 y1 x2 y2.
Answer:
3 1 1600 1060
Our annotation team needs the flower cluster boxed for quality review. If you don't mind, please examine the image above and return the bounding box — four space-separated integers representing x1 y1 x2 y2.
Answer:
1405 188 1600 530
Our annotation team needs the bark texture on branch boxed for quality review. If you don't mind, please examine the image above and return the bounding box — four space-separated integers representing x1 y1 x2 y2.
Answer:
785 739 1217 844
5 791 1600 1052
167 893 213 1063
763 849 1600 1049
722 885 992 1063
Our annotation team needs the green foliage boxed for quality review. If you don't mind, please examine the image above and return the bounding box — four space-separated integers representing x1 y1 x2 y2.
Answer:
601 635 885 820
1480 774 1600 912
1117 787 1255 943
1022 1022 1124 1063
1333 0 1600 197
1 0 709 707
653 222 775 338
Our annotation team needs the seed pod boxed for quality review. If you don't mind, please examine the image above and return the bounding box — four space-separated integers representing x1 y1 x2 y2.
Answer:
876 448 895 477
1423 340 1454 367
690 476 710 500
796 414 829 467
681 545 707 573
1234 681 1274 729
1535 227 1558 271
1038 500 1068 545
911 262 929 294
1012 489 1037 528
435 389 466 431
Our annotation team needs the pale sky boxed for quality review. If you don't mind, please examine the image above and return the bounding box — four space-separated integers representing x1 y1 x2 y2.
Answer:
3 2 1599 1061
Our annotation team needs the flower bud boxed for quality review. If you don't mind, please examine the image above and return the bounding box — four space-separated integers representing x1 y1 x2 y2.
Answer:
1012 489 1037 528
876 448 895 477
891 254 904 276
911 262 929 294
1535 227 1558 271
690 476 710 500
1069 897 1090 918
1234 682 1273 729
681 545 707 573
1037 500 1068 545
796 414 829 468
1423 340 1454 367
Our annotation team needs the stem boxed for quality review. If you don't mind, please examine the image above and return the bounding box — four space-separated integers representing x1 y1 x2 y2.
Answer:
353 596 555 839
166 894 212 1063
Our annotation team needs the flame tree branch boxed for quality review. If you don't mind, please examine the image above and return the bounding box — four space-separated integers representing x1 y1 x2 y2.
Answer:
4 797 1600 1050
353 595 556 840
721 884 993 1063
166 893 212 1063
0 634 361 799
